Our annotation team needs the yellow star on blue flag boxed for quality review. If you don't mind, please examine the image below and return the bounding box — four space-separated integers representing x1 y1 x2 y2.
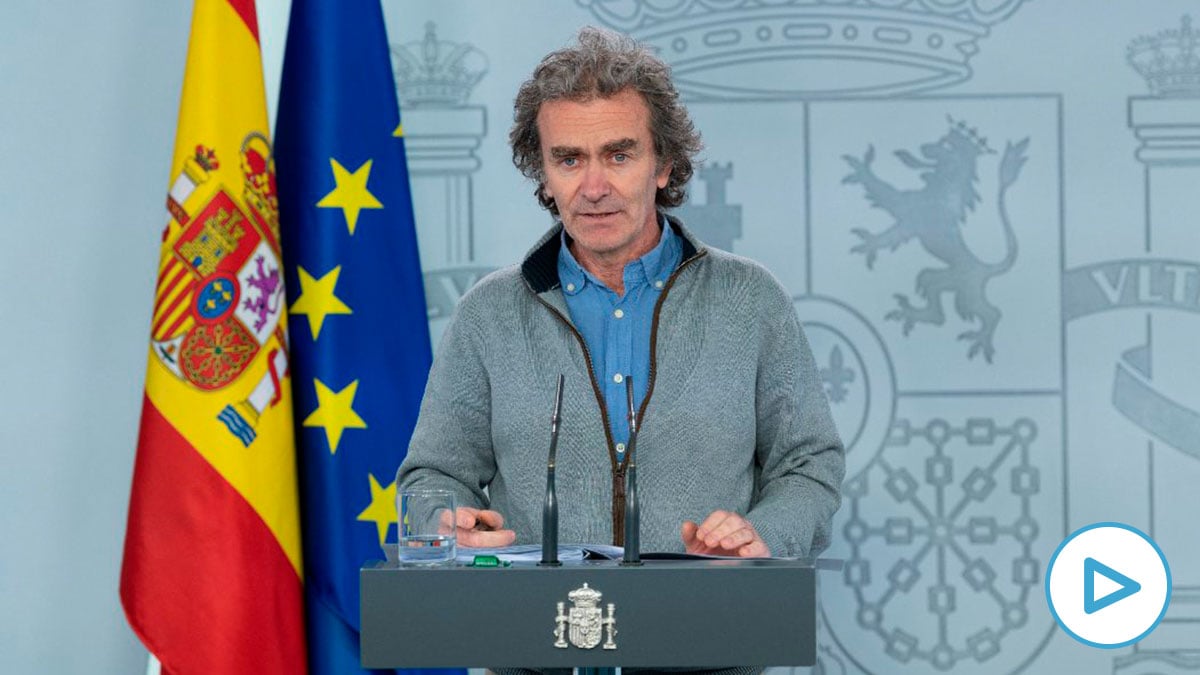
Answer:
316 158 382 235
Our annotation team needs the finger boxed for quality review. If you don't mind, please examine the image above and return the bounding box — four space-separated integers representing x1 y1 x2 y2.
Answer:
738 539 770 558
694 510 731 542
475 509 506 531
455 506 481 530
458 528 516 548
717 526 757 552
681 520 700 551
437 509 460 536
703 514 747 548
438 508 457 532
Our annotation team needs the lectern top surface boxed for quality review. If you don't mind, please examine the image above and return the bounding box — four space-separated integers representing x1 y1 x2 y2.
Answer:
365 556 843 572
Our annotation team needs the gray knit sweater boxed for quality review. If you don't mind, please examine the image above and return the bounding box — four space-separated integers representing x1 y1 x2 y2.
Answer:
398 218 844 557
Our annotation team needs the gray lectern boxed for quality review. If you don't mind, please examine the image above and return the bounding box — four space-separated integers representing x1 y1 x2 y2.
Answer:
360 556 841 669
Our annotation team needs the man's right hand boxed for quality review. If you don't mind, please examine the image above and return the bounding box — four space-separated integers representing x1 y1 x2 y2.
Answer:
453 506 517 548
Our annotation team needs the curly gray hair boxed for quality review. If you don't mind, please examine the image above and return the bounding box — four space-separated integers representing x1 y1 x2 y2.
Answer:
509 26 703 215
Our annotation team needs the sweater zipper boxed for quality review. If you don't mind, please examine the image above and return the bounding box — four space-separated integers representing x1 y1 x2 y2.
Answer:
637 250 707 442
531 247 708 546
531 296 625 541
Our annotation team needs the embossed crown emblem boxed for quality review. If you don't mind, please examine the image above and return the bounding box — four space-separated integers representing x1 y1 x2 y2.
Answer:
568 583 604 607
554 583 617 650
577 0 1029 99
1128 15 1200 98
391 22 488 107
947 115 994 155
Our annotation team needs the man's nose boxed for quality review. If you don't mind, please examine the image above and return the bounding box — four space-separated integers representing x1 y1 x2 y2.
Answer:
580 164 611 202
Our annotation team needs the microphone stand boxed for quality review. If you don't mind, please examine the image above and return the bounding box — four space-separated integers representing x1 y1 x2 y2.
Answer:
622 377 642 566
540 374 565 567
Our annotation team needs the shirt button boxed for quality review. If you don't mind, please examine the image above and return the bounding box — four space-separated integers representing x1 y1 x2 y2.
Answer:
613 308 625 319
566 283 576 292
616 442 626 453
654 280 664 289
613 373 624 384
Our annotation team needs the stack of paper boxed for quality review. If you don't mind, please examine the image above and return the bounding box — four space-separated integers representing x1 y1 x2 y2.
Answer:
454 543 625 563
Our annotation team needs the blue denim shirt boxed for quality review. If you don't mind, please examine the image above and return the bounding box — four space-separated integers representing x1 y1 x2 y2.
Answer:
557 218 682 462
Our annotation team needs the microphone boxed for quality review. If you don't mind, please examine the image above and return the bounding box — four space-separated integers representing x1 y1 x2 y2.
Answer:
540 374 565 567
622 377 642 566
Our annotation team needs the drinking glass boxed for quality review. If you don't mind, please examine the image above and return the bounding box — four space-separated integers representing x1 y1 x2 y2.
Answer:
397 489 457 566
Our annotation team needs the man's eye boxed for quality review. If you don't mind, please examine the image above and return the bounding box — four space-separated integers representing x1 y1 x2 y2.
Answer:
561 157 577 167
613 153 628 162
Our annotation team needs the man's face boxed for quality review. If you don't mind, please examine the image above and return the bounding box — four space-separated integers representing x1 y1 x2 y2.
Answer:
537 88 671 264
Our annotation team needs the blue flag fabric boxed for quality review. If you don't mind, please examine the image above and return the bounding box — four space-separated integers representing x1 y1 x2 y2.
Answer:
276 2 453 673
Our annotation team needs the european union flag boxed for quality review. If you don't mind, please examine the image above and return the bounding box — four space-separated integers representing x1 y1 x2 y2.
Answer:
276 2 452 673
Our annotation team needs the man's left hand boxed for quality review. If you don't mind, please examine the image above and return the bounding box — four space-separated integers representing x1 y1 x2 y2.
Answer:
681 510 770 557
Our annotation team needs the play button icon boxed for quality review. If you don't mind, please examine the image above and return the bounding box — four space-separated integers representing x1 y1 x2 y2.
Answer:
1046 522 1170 648
1084 557 1140 614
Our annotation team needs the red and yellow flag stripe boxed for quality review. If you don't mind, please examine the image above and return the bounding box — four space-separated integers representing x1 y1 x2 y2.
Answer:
121 1 306 673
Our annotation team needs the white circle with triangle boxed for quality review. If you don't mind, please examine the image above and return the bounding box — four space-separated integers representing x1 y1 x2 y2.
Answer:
1045 522 1171 648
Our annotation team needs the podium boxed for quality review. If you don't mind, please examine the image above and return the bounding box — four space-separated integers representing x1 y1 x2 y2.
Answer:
360 555 840 668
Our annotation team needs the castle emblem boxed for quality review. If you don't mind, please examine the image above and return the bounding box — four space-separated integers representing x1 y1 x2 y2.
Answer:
673 161 742 253
553 583 617 650
842 118 1029 362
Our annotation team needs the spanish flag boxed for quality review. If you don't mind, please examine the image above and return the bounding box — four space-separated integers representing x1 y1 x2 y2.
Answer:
120 1 307 673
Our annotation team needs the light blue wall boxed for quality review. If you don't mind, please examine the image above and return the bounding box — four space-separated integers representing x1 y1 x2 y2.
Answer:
3 1 1198 673
1 2 188 672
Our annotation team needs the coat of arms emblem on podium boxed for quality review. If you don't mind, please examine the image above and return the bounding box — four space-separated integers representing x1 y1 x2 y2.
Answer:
554 583 617 650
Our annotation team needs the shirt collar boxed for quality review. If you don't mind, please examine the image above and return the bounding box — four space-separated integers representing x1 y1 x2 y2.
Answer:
557 214 679 296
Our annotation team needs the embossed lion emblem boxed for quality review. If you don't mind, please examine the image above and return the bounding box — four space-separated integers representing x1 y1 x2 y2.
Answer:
843 117 1029 362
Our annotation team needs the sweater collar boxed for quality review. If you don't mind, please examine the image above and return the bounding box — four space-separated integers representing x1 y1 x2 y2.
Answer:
521 213 704 295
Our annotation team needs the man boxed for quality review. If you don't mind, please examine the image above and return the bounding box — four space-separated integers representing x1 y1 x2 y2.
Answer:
398 27 844 559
